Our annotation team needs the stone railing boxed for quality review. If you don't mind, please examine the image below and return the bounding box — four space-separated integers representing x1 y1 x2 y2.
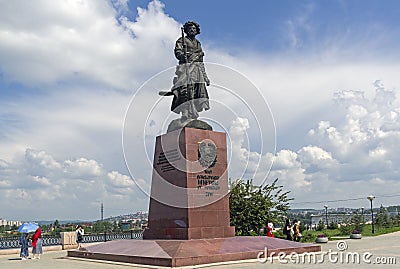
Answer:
83 230 143 243
0 235 61 249
0 231 143 250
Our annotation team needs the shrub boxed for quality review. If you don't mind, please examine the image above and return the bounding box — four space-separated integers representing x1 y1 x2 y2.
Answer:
340 224 353 235
316 220 325 231
328 222 338 230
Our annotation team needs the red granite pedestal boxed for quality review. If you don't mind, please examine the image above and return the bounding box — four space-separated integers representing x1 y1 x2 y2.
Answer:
143 128 235 240
67 127 321 267
68 237 321 267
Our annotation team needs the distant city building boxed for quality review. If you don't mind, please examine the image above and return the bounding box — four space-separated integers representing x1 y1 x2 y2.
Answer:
120 222 131 231
100 211 148 230
0 218 22 227
310 213 373 227
388 208 399 217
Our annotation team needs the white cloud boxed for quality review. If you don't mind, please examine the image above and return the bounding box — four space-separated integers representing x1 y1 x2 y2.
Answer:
64 158 103 178
107 170 134 188
288 81 400 206
228 81 400 207
227 117 311 189
310 82 400 162
111 0 129 13
229 117 250 164
25 148 62 170
0 0 179 90
297 146 338 171
0 148 138 219
268 149 311 189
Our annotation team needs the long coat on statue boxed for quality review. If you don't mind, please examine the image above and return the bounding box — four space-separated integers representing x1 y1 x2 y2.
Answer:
171 36 210 117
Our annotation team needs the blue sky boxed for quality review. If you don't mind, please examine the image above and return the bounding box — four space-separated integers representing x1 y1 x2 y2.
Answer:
1 0 400 220
129 0 400 54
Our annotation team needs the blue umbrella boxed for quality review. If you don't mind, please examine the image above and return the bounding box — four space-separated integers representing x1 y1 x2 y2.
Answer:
18 222 39 233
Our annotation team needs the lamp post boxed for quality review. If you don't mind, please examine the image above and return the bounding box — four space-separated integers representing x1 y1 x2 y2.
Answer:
361 207 365 224
324 205 328 228
367 195 375 234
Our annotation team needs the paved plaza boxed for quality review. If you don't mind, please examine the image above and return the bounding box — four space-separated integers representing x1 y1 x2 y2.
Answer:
1 231 398 269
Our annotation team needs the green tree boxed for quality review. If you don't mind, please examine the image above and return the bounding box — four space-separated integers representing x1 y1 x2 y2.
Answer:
316 220 325 231
229 178 292 236
100 221 112 232
375 205 393 228
299 221 307 233
93 221 107 233
385 213 393 228
328 222 338 230
113 220 118 232
351 210 364 232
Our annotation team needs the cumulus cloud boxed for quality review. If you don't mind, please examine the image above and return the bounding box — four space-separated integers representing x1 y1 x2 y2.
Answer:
64 158 103 178
107 171 134 187
0 148 138 219
0 0 178 90
290 81 400 206
227 117 311 189
228 80 400 207
310 81 400 173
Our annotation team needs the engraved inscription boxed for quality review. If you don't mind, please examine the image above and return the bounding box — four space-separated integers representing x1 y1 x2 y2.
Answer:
157 149 181 172
196 168 222 196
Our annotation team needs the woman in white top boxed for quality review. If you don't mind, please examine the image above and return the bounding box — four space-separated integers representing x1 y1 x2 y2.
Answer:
75 225 84 250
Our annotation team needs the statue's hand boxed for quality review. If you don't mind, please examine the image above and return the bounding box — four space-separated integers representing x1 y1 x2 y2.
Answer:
176 52 187 62
205 77 210 86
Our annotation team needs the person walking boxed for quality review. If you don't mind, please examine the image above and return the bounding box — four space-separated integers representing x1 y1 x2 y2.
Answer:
76 225 84 250
20 233 29 260
31 226 43 259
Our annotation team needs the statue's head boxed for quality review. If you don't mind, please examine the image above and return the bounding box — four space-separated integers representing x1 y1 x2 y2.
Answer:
183 21 200 35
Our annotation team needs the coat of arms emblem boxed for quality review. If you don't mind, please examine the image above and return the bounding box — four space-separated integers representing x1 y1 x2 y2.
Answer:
198 139 217 168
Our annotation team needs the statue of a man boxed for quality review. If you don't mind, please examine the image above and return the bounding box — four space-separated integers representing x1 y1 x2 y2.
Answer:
163 21 210 121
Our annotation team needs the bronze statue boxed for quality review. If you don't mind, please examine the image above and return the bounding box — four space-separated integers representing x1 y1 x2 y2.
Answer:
160 21 212 131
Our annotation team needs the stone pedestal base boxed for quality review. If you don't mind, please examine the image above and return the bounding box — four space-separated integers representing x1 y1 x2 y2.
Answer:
68 236 321 267
143 128 234 240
